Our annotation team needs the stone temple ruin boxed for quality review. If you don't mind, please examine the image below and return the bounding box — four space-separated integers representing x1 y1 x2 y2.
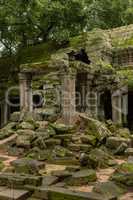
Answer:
12 24 133 128
0 25 133 199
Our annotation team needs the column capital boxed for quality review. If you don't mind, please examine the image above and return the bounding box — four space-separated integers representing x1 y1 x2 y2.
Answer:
19 72 32 81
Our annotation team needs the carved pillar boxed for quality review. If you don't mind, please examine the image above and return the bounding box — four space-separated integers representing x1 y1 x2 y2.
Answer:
86 74 98 119
60 73 76 125
121 86 128 125
111 89 122 124
0 101 4 127
4 100 8 124
19 73 33 112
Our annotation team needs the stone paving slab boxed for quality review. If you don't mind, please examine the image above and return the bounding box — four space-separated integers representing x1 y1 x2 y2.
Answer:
0 188 30 200
33 186 117 200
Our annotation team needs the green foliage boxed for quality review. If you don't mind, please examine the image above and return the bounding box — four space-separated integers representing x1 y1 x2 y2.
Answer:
1 0 133 55
117 69 133 88
0 0 87 55
85 0 133 30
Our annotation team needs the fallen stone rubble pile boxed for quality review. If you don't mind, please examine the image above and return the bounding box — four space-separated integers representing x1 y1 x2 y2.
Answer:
1 112 132 167
0 113 132 199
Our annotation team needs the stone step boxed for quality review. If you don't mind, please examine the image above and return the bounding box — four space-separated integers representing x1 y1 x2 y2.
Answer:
32 186 117 200
0 187 30 200
0 173 42 188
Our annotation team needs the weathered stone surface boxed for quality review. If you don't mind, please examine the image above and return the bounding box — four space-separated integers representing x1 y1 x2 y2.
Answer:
88 148 115 168
52 146 74 158
45 139 61 147
42 175 59 186
0 188 30 200
106 137 131 149
80 153 90 167
52 170 72 178
11 158 45 175
68 143 80 151
16 135 31 149
111 162 133 186
0 173 42 187
116 128 130 138
17 122 35 130
48 157 79 165
10 112 21 122
53 134 72 140
68 143 92 152
66 169 97 186
33 186 114 200
66 165 80 172
81 135 97 146
80 114 112 142
114 143 128 155
93 181 125 199
127 156 133 163
0 122 16 140
51 123 75 134
125 148 133 156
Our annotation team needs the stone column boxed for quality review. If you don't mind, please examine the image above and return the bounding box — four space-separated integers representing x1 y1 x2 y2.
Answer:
86 74 98 119
4 100 8 125
0 101 4 127
111 89 122 124
60 73 76 125
19 73 33 112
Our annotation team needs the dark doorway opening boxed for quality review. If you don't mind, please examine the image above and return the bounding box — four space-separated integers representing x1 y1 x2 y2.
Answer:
76 72 88 112
0 106 1 128
128 91 133 130
100 90 112 120
9 96 20 114
33 94 43 108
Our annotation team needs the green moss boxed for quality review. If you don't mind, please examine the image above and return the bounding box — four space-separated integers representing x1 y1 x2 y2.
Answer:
116 163 133 173
112 37 133 48
69 34 86 48
18 41 63 65
117 69 133 88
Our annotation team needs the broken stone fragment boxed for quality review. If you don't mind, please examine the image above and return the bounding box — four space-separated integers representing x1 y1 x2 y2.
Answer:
10 112 21 122
16 135 31 149
125 148 133 156
66 169 97 186
93 181 125 199
50 123 75 134
110 162 133 186
66 165 80 172
11 158 45 175
51 170 72 178
36 121 48 130
116 128 130 138
80 153 90 167
0 122 17 140
106 137 131 149
52 146 74 158
27 147 51 161
17 122 35 130
33 186 111 200
114 142 128 155
80 115 112 142
33 108 58 122
88 148 115 169
16 129 35 148
42 175 59 186
53 134 72 140
0 173 42 187
81 135 97 146
45 139 61 147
